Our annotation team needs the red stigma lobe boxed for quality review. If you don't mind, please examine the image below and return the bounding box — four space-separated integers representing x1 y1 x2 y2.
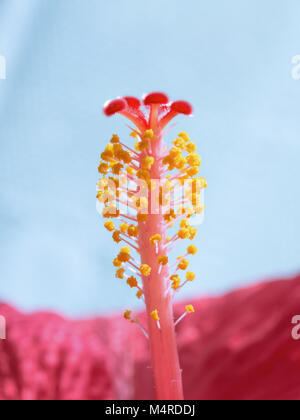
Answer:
143 92 169 105
103 99 127 116
171 101 193 115
123 96 141 108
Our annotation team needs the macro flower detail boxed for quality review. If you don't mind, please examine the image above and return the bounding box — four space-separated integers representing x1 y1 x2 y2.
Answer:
98 92 207 400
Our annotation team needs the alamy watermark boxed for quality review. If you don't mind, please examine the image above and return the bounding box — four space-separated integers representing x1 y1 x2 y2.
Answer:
0 55 6 80
291 316 300 340
0 316 6 340
291 55 300 80
96 171 206 226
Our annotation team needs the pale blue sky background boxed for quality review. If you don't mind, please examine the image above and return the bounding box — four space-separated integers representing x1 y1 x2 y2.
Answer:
0 0 299 316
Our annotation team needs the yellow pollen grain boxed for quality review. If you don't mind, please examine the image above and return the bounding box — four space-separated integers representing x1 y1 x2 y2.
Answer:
110 134 120 144
151 310 160 321
127 276 138 288
124 310 132 320
142 156 155 170
118 251 131 263
113 258 122 268
178 258 189 271
98 163 109 174
140 264 151 277
187 245 197 255
112 231 122 243
127 225 139 237
178 132 190 142
143 129 155 141
178 228 190 239
158 255 168 266
116 268 125 279
120 223 129 234
150 234 162 245
120 247 130 255
186 305 195 314
104 221 115 232
186 272 196 281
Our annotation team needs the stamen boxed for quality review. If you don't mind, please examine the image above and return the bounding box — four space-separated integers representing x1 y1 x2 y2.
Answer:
174 305 195 327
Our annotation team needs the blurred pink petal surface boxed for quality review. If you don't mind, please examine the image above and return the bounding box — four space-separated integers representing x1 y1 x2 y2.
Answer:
1 274 300 400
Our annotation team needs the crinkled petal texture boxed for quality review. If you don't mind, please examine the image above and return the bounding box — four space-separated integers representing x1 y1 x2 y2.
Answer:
1 274 300 400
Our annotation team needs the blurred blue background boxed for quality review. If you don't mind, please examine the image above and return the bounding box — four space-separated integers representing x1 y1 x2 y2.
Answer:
0 0 299 316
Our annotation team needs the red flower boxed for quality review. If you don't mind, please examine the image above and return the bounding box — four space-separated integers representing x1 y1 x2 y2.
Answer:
1 274 300 400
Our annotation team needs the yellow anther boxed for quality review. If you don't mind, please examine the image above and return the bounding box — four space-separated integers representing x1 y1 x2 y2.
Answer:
187 166 200 177
178 228 190 239
186 142 196 153
142 156 155 170
136 290 143 299
120 223 129 234
135 141 149 151
104 221 115 232
118 250 131 263
112 143 123 154
119 151 132 164
127 225 139 237
98 163 109 174
180 219 190 229
137 213 148 222
112 231 122 243
130 131 139 139
166 236 172 243
143 129 155 141
171 275 181 290
151 310 160 321
150 234 162 245
127 276 138 288
113 258 123 268
116 268 125 279
175 156 186 170
169 147 182 161
110 134 120 144
186 272 196 282
189 227 197 240
120 247 130 255
158 255 168 266
178 132 190 142
178 258 189 270
97 190 115 204
173 137 186 150
111 162 124 175
102 205 119 218
136 169 150 182
140 264 151 277
124 310 132 320
126 166 136 175
101 144 115 162
186 305 195 314
187 245 197 255
187 153 201 166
